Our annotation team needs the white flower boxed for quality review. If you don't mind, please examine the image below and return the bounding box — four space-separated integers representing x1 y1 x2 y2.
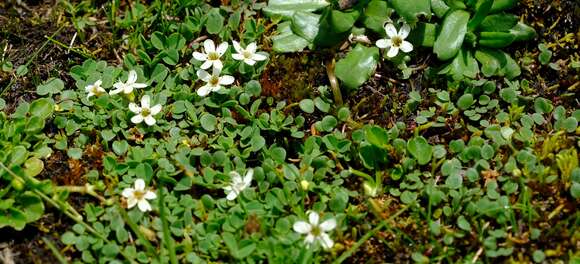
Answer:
85 80 106 99
129 95 162 126
224 169 253 200
196 67 235 97
293 211 337 249
376 23 413 58
192 39 229 70
110 70 148 95
122 179 157 212
231 41 267 66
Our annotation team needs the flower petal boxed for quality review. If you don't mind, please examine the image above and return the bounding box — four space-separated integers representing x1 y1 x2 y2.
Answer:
123 86 134 94
200 60 212 69
232 54 245 61
197 69 212 82
134 179 146 191
216 42 229 56
132 83 148 89
127 70 138 84
219 75 235 85
386 46 399 58
128 103 141 114
308 211 319 226
243 169 253 185
230 171 242 184
244 59 256 66
247 42 257 53
197 85 212 97
319 233 334 249
400 41 413 53
126 197 138 209
144 190 157 200
212 60 223 70
94 80 102 86
293 221 311 234
150 104 162 115
203 39 215 53
252 53 267 61
122 188 134 198
137 200 152 212
192 51 207 61
384 23 397 38
226 190 238 200
399 23 411 39
131 115 144 124
144 115 156 126
376 38 390 49
320 218 337 231
232 40 243 54
141 95 151 109
304 234 315 245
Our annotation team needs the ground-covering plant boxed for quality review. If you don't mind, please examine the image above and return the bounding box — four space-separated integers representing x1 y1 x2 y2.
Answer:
0 0 578 263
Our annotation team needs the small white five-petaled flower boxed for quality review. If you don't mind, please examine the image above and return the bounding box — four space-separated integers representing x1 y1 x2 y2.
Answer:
196 67 235 97
85 80 106 99
110 70 147 95
232 41 267 66
129 95 162 126
376 23 413 58
122 179 157 212
293 211 337 250
224 169 253 200
193 39 229 70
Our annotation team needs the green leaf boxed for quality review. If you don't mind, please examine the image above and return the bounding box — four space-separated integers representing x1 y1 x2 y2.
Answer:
407 136 433 165
457 94 475 110
200 113 217 132
431 0 450 18
478 13 518 32
434 10 470 61
272 22 309 53
457 216 471 231
206 8 224 35
392 0 431 24
36 78 64 96
467 0 493 31
335 44 379 91
320 116 337 132
29 98 54 119
24 157 44 177
363 0 393 34
299 99 315 113
291 11 320 43
263 0 330 19
0 98 5 110
365 126 389 148
112 140 129 156
408 22 438 47
151 32 165 50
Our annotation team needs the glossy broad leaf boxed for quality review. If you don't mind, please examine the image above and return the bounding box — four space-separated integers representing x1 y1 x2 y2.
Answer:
392 0 431 24
407 136 433 165
263 0 329 19
335 44 380 91
434 10 470 61
272 22 309 52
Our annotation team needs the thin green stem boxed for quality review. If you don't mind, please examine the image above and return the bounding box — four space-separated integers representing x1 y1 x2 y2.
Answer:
333 205 409 264
0 25 65 96
42 237 69 264
159 186 178 264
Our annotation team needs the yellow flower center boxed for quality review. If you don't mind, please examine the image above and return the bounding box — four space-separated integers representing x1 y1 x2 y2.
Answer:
392 36 402 47
311 226 321 236
134 190 145 200
141 108 151 116
210 76 220 86
243 51 252 59
208 52 220 60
